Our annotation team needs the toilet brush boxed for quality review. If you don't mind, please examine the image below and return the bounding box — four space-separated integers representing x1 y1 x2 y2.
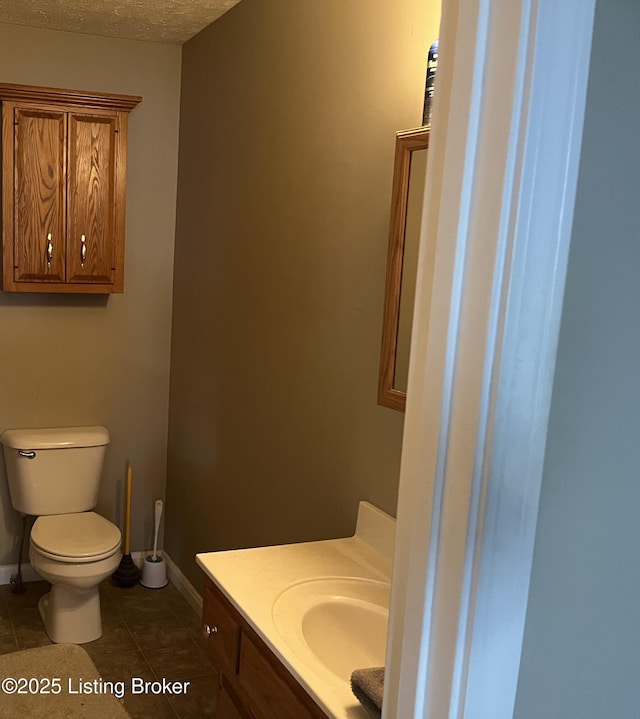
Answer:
141 499 168 588
112 463 140 587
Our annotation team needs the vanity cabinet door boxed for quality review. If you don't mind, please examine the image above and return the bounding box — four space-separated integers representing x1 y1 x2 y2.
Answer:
202 577 328 719
202 579 241 674
217 676 255 719
238 633 326 719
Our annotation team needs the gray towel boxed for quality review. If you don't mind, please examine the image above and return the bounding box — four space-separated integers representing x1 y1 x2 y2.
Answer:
351 666 384 719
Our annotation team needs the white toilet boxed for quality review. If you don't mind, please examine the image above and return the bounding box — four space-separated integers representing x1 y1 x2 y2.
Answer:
0 426 121 644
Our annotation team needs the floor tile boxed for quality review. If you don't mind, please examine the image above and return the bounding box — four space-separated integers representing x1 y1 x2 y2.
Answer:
124 691 179 719
0 588 9 614
84 618 137 658
0 578 216 719
0 615 14 639
123 603 175 623
127 612 192 652
10 606 45 636
0 634 18 655
108 585 175 622
91 649 174 719
3 580 49 611
91 648 156 683
172 601 201 629
15 632 52 650
183 621 204 647
163 584 198 615
168 674 218 719
145 640 215 682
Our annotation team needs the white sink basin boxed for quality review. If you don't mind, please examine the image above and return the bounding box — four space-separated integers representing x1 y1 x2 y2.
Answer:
272 577 390 682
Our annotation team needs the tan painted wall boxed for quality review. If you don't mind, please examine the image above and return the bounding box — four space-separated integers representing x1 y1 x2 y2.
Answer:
167 0 441 587
0 23 181 562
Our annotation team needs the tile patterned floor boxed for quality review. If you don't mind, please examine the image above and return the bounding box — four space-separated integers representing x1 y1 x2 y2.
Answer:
0 579 218 718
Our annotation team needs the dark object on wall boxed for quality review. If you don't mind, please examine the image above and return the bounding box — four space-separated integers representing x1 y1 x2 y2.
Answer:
422 39 439 127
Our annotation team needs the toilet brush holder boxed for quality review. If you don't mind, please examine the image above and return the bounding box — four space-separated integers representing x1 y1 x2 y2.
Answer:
140 555 168 589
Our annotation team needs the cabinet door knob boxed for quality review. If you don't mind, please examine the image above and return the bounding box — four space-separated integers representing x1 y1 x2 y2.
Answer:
202 624 219 638
46 233 53 268
80 234 87 267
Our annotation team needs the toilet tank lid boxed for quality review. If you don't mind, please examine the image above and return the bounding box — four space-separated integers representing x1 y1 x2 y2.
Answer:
0 426 110 450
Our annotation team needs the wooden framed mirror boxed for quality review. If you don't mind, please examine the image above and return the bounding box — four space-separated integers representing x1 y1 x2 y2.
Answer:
378 127 429 411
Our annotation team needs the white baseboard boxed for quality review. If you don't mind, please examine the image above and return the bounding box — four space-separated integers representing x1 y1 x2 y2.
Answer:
162 552 203 613
0 562 41 585
0 551 203 616
132 550 203 614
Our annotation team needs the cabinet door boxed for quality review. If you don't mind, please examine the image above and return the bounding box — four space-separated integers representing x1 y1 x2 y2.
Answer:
13 106 66 283
238 633 325 719
202 579 242 674
66 111 117 284
217 679 255 719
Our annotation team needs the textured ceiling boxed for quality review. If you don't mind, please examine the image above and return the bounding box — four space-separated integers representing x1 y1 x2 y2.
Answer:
0 0 242 44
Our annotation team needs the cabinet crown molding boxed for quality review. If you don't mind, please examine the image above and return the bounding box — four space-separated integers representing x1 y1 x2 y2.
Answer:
0 82 142 112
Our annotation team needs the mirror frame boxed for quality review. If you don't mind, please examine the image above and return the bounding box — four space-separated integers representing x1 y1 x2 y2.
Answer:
378 127 430 412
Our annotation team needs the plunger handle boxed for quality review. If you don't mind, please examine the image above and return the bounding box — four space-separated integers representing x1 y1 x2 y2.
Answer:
124 464 132 555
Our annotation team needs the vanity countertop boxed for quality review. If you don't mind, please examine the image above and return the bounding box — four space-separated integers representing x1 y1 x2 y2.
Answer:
196 501 394 719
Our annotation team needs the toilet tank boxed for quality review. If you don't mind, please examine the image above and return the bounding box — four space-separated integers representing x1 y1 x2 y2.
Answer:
0 426 110 515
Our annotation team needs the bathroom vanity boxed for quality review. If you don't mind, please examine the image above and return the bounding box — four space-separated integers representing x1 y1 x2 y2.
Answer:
196 502 394 719
202 577 327 718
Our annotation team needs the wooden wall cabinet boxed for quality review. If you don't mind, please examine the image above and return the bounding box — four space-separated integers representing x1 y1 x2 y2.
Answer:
0 83 141 293
202 577 329 719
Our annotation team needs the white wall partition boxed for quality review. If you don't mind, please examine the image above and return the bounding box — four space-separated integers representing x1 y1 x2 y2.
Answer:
384 0 597 717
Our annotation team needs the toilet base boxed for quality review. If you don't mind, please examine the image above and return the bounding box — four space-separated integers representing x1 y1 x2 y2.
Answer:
38 586 103 644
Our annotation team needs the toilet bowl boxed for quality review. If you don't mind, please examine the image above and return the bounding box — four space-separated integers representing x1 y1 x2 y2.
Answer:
0 426 120 644
28 511 121 643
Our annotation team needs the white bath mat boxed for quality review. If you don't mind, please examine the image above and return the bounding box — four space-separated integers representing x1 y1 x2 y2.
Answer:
0 643 131 718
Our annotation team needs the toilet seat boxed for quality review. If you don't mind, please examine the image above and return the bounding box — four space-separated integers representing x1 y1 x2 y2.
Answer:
31 512 121 563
